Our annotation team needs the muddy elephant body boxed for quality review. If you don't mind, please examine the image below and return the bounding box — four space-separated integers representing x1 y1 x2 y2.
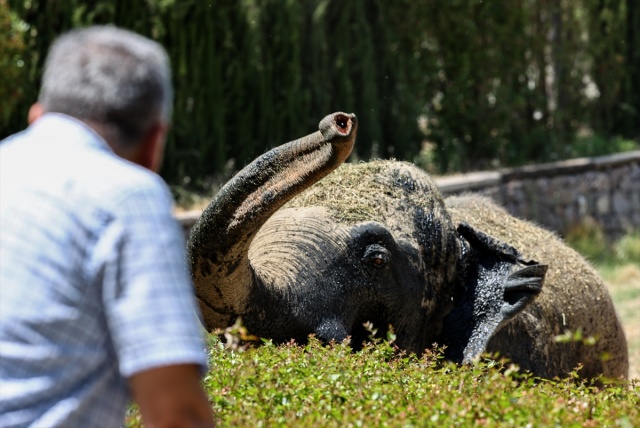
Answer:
446 195 628 379
188 112 628 380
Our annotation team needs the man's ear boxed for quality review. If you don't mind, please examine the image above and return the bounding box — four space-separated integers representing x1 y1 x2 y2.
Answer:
134 122 168 172
436 222 547 364
28 103 45 124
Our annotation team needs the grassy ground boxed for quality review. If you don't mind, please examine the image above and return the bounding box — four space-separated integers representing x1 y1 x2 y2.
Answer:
598 263 640 380
162 189 639 426
125 334 638 427
566 227 640 380
124 236 640 427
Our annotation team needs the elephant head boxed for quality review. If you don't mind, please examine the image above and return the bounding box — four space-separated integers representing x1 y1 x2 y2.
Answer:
188 112 547 361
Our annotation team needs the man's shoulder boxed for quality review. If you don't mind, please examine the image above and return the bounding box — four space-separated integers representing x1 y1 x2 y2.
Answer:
1 117 174 218
96 153 170 200
75 155 176 227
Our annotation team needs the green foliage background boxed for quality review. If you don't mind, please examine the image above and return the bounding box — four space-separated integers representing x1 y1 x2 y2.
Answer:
1 0 639 188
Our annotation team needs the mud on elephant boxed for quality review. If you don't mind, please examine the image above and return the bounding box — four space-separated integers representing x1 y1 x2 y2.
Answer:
187 112 628 380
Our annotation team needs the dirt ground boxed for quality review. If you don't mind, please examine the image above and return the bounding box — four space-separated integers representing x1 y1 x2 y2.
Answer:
601 263 640 381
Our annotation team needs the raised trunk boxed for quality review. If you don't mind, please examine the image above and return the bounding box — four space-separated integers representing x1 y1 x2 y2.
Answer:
187 112 358 330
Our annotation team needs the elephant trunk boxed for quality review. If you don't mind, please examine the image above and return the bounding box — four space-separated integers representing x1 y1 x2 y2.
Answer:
188 112 358 330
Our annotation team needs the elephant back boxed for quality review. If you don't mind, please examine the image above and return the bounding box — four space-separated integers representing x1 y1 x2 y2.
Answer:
285 160 451 229
446 195 629 380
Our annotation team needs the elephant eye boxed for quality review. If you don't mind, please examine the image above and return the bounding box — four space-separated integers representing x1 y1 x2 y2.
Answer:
371 256 385 267
363 244 390 269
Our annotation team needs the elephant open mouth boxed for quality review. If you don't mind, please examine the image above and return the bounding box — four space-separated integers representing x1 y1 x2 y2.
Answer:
348 317 392 350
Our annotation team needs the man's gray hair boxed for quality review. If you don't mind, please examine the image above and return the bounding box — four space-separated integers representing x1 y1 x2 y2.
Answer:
39 25 173 148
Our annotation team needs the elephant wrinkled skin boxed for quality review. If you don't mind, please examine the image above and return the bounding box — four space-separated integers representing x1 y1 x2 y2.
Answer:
188 112 628 380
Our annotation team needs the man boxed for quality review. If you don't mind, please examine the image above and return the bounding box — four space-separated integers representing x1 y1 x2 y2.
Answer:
0 26 215 427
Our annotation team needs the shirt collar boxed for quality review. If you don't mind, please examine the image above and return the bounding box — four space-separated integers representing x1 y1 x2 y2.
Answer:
27 113 115 155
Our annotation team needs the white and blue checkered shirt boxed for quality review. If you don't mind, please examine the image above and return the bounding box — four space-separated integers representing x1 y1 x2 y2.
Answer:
0 114 208 427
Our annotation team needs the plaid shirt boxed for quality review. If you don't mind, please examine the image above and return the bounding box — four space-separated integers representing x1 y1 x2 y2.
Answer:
0 114 208 427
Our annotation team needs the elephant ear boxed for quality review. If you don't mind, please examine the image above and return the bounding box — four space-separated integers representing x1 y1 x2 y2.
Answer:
437 222 548 364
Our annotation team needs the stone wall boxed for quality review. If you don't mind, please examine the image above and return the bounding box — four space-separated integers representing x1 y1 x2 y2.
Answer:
435 151 640 240
176 151 640 241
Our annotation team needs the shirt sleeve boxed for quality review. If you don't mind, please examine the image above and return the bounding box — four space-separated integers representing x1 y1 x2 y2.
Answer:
96 179 208 378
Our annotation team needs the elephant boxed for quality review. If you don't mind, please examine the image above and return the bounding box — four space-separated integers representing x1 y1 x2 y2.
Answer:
445 194 628 379
187 112 628 380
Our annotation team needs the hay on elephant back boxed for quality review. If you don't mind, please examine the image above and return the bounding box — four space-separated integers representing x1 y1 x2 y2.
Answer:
284 160 446 225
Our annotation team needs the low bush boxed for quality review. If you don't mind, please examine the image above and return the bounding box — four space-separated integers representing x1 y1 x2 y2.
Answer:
126 333 638 427
565 221 640 267
613 231 640 266
571 135 639 160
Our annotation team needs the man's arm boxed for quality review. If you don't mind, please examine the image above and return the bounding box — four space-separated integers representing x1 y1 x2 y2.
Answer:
129 364 215 428
99 184 214 426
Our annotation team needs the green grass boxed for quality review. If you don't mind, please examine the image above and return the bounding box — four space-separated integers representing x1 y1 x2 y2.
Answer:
127 223 639 427
126 332 639 427
608 284 640 305
568 227 640 381
565 221 640 267
595 260 640 381
571 134 639 160
124 228 640 427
